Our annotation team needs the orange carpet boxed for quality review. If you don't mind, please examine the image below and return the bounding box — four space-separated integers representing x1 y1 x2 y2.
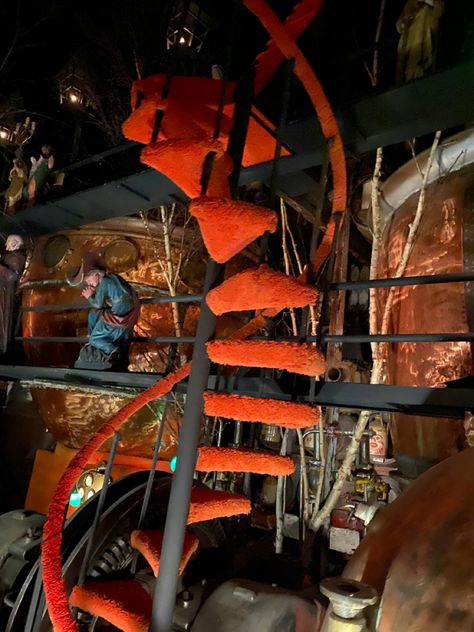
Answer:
70 580 151 632
131 529 199 577
141 139 233 198
204 392 319 428
207 340 326 376
196 445 294 475
188 487 251 524
189 197 277 263
206 264 318 315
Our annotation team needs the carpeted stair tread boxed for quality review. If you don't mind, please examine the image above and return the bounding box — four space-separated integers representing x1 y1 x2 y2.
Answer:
207 340 326 376
189 197 277 263
141 139 232 198
196 445 294 475
188 486 251 524
204 392 319 428
131 529 199 577
206 264 318 315
70 580 151 632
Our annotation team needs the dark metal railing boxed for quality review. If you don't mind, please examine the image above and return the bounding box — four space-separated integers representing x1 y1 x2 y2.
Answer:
330 271 474 291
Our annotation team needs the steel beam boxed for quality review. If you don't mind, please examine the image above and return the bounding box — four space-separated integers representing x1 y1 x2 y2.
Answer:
0 364 470 418
331 271 474 291
2 62 472 238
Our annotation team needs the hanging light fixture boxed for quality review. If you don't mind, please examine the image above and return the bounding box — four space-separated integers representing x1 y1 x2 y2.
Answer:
0 117 36 146
167 0 212 52
58 60 90 108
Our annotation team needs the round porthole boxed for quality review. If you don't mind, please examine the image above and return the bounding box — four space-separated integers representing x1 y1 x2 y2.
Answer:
43 235 72 269
104 239 139 273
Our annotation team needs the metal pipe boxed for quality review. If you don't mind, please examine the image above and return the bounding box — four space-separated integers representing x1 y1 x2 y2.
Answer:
302 428 373 439
20 294 202 312
131 397 171 575
77 431 121 586
330 271 474 291
359 435 370 466
320 333 474 343
150 260 221 632
15 336 196 343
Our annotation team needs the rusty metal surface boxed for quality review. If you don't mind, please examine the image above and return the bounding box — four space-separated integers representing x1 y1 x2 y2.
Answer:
30 387 181 457
18 217 249 454
377 167 474 460
343 448 474 632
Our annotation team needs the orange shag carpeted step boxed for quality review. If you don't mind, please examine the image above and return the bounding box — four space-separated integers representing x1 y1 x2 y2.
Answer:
141 139 232 199
189 197 277 263
122 96 206 145
131 530 199 577
196 445 295 475
204 392 319 428
206 264 317 315
207 340 326 376
70 580 151 632
188 486 251 524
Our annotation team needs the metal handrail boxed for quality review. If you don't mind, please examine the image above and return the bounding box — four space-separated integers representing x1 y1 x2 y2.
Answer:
19 293 202 313
15 336 196 344
330 271 474 291
14 332 474 344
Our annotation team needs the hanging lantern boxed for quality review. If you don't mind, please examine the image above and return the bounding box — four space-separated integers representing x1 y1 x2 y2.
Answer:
166 0 211 52
58 61 90 108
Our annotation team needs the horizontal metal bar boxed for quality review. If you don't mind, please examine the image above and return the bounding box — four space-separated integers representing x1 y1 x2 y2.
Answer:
320 333 474 343
140 294 202 305
15 336 196 343
0 364 470 418
21 333 473 344
21 303 90 313
330 271 474 291
20 294 202 313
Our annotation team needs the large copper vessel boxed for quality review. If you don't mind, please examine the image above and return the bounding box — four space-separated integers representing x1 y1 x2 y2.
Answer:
377 129 474 468
343 448 474 632
19 216 251 458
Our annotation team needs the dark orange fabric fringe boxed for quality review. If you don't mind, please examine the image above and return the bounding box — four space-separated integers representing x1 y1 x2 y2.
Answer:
131 529 199 577
188 487 251 524
206 264 318 315
189 197 277 263
207 340 326 376
70 580 151 632
196 445 295 475
42 361 192 632
204 392 319 428
141 139 233 199
244 0 347 276
254 0 325 94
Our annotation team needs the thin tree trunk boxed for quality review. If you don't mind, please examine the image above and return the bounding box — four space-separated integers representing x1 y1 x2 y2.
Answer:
160 205 182 340
369 147 383 358
310 130 441 532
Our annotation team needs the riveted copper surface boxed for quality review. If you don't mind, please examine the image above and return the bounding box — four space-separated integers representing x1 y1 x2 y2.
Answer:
344 449 474 632
19 217 249 455
377 167 474 460
104 238 139 273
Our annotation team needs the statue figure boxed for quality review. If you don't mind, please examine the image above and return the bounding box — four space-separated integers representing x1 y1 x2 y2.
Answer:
3 159 28 215
0 235 26 353
25 144 55 207
68 263 140 370
396 0 444 84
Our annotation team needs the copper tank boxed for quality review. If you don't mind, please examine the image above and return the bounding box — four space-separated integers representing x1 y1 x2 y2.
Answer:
377 129 474 468
19 216 251 457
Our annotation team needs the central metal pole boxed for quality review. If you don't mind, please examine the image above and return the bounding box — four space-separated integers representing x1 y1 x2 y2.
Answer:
149 259 221 632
